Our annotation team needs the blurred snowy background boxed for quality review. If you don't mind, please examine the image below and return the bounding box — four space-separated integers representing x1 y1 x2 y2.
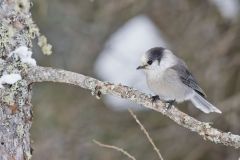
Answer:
94 15 168 110
31 0 240 159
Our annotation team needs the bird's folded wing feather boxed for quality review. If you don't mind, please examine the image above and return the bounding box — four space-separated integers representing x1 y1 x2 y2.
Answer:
170 61 206 97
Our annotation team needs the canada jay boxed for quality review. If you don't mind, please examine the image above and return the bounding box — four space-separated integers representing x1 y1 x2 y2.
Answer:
137 47 221 114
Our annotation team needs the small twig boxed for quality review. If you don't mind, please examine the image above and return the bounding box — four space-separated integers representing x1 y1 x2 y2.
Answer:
93 139 136 160
128 109 164 160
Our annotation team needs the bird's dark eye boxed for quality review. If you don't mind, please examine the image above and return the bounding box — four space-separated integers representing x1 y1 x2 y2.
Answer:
147 60 153 65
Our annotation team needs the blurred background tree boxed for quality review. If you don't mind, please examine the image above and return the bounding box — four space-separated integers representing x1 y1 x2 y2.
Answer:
31 0 240 159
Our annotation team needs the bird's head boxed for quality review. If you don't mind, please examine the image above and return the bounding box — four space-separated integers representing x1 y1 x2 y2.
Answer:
137 47 165 70
137 47 177 76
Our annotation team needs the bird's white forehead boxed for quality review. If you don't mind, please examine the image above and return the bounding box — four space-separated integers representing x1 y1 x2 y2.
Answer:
140 53 148 64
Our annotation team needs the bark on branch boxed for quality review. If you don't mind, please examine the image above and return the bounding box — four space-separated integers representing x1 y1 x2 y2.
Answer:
26 66 240 149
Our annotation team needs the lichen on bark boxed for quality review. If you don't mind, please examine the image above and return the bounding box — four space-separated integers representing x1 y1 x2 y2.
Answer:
0 0 38 159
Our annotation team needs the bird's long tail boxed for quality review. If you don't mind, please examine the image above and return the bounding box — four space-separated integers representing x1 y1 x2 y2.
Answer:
190 92 222 114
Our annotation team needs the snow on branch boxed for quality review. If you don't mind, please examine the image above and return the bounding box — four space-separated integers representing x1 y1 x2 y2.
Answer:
9 46 37 66
26 66 240 149
0 73 22 88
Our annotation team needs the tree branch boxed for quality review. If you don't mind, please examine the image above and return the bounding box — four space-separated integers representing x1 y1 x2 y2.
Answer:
128 109 164 160
26 66 240 149
93 139 136 160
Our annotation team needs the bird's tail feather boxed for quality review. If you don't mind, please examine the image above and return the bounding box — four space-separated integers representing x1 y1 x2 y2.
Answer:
190 92 222 114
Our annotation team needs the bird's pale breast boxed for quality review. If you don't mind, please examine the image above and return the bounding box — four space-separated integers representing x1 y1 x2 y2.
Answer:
146 68 193 102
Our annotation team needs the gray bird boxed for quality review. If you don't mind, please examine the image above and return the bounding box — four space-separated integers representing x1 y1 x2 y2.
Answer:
137 47 221 114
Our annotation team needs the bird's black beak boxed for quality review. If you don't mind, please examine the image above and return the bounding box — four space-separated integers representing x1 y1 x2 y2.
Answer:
136 65 147 70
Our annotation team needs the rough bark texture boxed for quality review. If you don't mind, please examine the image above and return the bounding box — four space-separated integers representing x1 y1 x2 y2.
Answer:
27 66 240 149
0 0 38 159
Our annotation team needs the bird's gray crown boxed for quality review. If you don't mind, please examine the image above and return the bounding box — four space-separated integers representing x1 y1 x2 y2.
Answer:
146 47 165 62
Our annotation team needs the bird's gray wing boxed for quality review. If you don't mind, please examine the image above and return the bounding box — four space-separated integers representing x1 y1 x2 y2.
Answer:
170 61 206 97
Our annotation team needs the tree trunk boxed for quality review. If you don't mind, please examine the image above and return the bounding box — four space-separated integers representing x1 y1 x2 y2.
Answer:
0 0 37 159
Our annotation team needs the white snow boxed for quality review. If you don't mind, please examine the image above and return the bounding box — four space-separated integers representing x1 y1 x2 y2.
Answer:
9 46 37 66
0 73 22 88
94 15 169 110
210 0 239 20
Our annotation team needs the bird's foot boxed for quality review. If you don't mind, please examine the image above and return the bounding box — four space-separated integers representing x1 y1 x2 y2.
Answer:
151 96 175 110
164 99 176 110
91 85 102 99
151 95 160 104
